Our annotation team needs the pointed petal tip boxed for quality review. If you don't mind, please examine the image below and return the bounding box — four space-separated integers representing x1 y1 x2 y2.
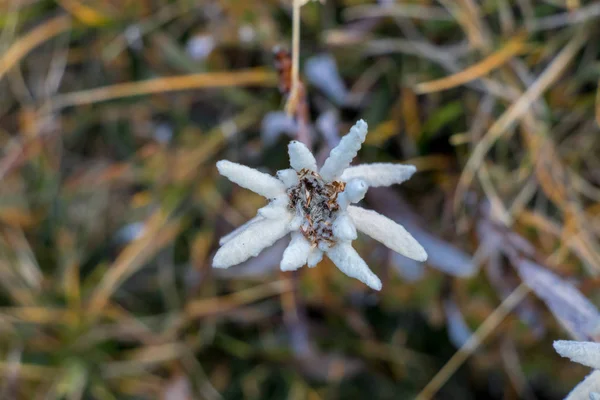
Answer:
553 340 571 353
327 242 382 290
348 206 428 262
215 160 285 198
307 248 324 267
353 119 368 140
280 233 311 271
216 159 227 173
340 163 417 188
369 275 382 291
415 247 428 262
288 140 317 171
212 249 232 269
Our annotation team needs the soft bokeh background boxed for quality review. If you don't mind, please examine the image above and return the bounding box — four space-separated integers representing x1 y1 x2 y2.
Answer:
1 0 599 399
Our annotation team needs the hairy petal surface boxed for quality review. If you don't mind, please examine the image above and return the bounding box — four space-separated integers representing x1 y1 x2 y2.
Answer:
217 160 286 199
257 196 289 219
338 179 368 209
332 213 357 241
288 141 318 172
327 242 382 290
554 340 600 370
319 119 368 182
219 215 264 246
347 206 427 262
565 371 600 400
280 232 311 271
277 169 299 188
213 216 291 268
341 163 416 187
307 248 323 267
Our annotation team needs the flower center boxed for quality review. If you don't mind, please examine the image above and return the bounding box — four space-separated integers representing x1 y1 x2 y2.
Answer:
287 169 346 247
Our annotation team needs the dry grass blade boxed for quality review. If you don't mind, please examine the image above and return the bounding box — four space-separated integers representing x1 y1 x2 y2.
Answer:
0 15 71 82
285 0 302 116
0 362 58 382
438 0 489 50
415 36 526 94
343 4 452 21
596 78 600 128
185 279 291 319
102 343 188 378
415 283 529 400
45 68 277 111
0 306 75 325
86 209 179 318
529 3 600 31
57 0 109 26
455 30 587 210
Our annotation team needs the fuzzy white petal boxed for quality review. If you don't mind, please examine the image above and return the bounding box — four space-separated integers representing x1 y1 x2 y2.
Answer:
289 215 303 231
277 169 299 188
257 196 289 219
288 141 318 172
307 248 323 267
341 163 416 187
319 119 368 182
219 215 264 246
338 179 368 210
318 241 331 251
332 213 357 241
217 160 286 199
344 179 368 203
565 371 600 400
213 216 291 268
347 206 427 262
327 242 382 290
280 232 311 271
554 340 600 370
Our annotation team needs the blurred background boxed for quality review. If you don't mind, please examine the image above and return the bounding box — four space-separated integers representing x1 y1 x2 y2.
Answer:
1 0 600 399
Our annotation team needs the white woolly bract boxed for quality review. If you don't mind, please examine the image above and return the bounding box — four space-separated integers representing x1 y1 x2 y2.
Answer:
276 169 298 188
332 213 357 241
288 141 318 172
565 371 600 400
281 232 312 271
338 179 368 209
213 216 291 268
554 340 600 370
344 179 368 203
341 163 416 187
289 215 303 231
258 197 290 219
217 160 285 199
327 242 382 290
307 248 323 267
319 119 368 182
219 215 264 246
591 392 600 400
347 206 428 262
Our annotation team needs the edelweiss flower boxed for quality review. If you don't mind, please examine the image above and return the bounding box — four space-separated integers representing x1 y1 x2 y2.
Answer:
213 120 427 290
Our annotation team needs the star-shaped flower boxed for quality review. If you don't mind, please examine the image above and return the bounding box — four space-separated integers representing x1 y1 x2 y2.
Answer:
213 120 427 290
